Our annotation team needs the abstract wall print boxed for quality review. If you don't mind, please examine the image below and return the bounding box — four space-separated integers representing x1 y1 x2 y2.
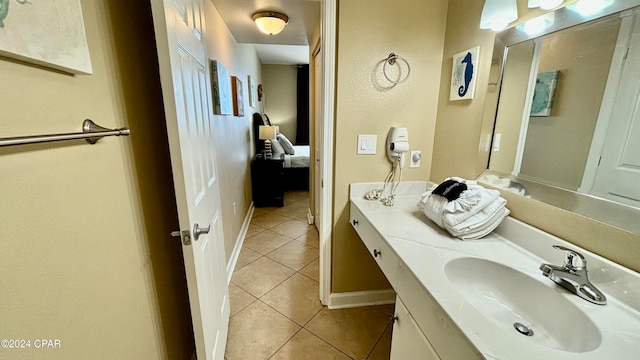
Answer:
231 76 244 117
530 70 560 117
0 0 92 74
247 75 254 108
450 46 479 101
211 60 232 115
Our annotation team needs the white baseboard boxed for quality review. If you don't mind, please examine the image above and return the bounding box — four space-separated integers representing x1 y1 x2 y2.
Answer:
327 289 396 309
307 207 314 224
226 202 254 285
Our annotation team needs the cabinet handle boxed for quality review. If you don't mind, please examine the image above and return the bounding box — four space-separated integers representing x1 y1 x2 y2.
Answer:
392 315 399 324
374 249 381 257
352 219 358 226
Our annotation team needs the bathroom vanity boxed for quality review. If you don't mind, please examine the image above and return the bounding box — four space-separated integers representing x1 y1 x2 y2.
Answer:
350 181 640 360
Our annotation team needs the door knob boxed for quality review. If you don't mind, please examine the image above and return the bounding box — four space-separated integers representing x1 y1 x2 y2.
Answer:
193 223 211 241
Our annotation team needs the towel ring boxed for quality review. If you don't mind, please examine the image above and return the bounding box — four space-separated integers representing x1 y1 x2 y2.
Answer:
383 53 411 84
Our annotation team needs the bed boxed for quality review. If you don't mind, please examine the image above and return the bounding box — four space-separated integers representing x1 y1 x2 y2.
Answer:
253 113 310 191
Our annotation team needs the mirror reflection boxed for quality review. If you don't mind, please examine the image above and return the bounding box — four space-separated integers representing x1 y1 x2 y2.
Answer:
482 3 640 233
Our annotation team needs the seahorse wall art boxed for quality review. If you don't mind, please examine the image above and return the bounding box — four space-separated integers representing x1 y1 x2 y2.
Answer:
450 46 479 101
0 0 31 28
458 52 474 97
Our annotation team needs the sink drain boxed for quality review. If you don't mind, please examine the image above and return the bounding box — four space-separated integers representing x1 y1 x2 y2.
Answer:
513 322 534 336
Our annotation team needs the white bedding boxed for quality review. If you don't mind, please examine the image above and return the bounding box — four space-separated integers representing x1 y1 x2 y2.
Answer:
282 145 310 168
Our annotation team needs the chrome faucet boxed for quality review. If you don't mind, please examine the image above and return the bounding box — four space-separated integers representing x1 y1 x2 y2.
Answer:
539 245 607 305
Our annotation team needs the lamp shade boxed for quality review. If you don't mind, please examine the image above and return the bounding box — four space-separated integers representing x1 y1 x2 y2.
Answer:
480 0 518 31
252 11 289 35
258 125 277 140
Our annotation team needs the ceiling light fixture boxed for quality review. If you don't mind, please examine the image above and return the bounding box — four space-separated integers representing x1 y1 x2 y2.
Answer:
252 11 289 35
528 0 563 10
480 0 519 31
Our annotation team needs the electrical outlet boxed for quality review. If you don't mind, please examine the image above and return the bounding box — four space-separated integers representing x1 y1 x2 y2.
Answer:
410 151 422 168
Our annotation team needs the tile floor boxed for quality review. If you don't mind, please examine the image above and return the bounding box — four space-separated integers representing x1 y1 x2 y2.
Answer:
226 190 394 360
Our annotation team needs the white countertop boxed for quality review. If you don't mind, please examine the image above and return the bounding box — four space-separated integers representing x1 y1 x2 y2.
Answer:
350 181 640 360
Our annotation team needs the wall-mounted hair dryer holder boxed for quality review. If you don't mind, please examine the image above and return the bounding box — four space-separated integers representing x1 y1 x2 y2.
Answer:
386 127 409 167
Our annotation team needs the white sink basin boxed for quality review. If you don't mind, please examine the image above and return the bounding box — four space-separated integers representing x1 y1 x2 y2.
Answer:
444 257 601 353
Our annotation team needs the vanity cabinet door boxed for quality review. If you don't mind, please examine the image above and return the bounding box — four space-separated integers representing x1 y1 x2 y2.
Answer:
391 297 440 360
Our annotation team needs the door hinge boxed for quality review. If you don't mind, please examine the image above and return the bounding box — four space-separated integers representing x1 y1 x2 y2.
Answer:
170 230 192 245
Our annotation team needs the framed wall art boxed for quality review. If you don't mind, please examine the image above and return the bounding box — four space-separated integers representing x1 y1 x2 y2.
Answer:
211 60 232 115
231 75 244 117
530 70 560 117
0 0 93 74
450 46 479 101
247 75 255 108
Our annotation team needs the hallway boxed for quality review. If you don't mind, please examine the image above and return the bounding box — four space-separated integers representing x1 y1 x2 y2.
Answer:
225 191 393 359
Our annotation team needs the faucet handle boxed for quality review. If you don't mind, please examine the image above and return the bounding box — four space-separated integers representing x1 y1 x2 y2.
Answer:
553 245 586 270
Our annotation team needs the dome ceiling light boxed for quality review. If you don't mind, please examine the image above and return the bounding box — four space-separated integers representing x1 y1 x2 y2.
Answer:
252 11 289 35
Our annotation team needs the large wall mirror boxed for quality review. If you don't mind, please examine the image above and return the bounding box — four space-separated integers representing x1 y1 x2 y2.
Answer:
479 0 640 234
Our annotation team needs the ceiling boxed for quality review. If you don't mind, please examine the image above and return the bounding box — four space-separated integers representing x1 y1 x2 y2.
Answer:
210 0 320 65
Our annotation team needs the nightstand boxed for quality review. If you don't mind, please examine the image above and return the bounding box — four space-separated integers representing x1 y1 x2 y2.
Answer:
251 154 284 207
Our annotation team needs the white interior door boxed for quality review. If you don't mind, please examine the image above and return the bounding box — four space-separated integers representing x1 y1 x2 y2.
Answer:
150 1 229 359
591 16 640 207
314 46 323 230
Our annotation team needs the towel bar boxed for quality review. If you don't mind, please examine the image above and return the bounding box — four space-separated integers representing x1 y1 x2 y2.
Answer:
0 120 130 147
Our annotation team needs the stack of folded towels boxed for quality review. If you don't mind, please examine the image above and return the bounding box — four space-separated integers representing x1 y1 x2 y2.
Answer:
417 177 510 240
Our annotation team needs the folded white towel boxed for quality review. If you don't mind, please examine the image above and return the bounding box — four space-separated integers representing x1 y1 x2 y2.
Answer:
441 185 500 228
456 207 510 240
417 180 509 240
446 197 507 235
417 192 447 228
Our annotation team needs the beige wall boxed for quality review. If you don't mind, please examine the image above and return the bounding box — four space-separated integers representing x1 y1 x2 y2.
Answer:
520 18 620 190
332 0 448 292
431 0 497 182
0 1 194 358
431 0 640 273
203 2 263 260
261 64 298 142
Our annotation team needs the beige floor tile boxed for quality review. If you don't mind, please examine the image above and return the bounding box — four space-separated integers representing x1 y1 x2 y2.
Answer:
368 303 395 319
234 247 262 271
252 207 275 218
272 204 308 220
245 223 266 238
295 229 319 248
261 273 323 325
367 323 392 360
229 283 256 317
243 230 293 255
299 258 319 281
231 257 295 297
292 211 310 223
225 301 300 360
305 307 391 359
271 219 314 239
267 240 318 271
251 213 290 229
270 329 351 360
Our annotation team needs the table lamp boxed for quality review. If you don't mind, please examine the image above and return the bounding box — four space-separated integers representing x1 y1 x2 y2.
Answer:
258 125 277 158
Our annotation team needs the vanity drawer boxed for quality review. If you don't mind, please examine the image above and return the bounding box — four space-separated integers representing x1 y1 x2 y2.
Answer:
396 263 482 360
350 203 398 287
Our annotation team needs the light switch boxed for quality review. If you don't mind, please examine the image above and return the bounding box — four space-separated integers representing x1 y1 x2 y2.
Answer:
492 133 502 152
357 135 377 155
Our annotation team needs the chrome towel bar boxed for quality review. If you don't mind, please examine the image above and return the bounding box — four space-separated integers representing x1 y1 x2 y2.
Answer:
0 120 130 147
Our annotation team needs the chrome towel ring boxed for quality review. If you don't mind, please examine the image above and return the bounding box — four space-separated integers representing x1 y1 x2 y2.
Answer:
383 53 411 84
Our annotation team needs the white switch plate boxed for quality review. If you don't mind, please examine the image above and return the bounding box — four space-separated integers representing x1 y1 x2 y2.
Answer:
357 135 377 155
493 133 501 152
